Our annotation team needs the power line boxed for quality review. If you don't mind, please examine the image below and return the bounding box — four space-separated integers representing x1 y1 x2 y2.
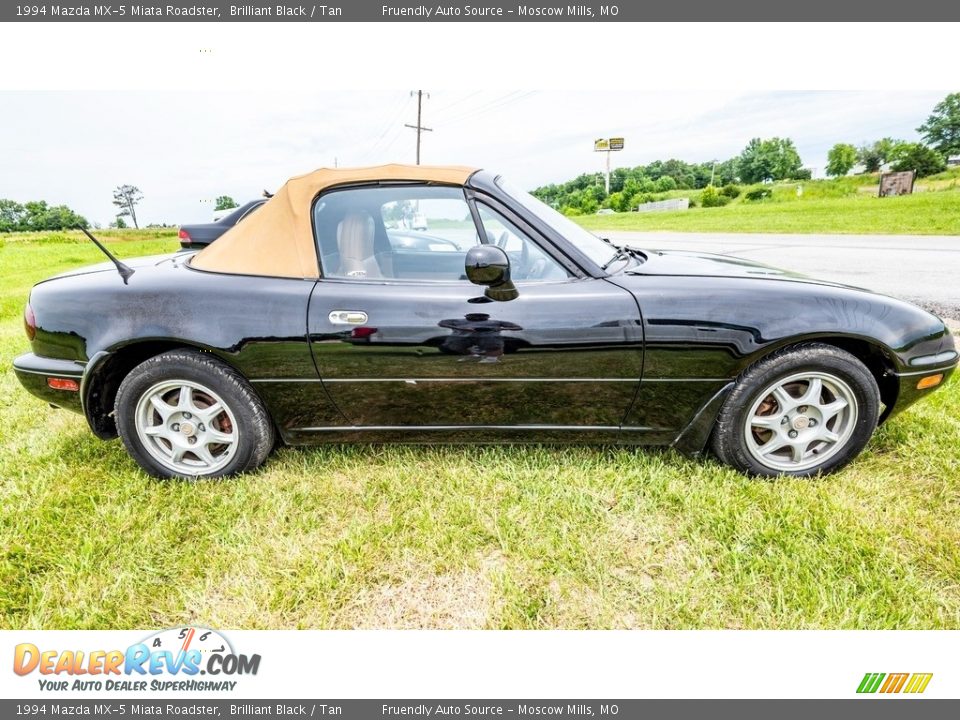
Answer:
358 92 413 163
404 90 432 165
441 91 540 128
438 91 525 125
429 89 484 119
379 122 409 159
368 94 411 146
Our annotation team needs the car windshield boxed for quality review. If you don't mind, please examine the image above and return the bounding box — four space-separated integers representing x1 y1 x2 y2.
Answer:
495 176 616 268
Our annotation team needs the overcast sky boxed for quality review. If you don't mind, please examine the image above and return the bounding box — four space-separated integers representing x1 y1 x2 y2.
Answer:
0 90 945 226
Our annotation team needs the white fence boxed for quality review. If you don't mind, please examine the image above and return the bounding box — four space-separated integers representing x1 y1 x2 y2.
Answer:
636 198 689 213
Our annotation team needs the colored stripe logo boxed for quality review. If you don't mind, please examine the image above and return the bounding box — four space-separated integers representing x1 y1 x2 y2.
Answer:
857 673 933 694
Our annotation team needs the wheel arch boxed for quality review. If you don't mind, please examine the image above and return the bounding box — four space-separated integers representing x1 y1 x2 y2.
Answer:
82 339 248 439
754 334 899 423
674 333 899 458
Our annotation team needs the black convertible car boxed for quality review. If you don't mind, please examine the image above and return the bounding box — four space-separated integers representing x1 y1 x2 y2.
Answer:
14 164 957 479
177 199 266 249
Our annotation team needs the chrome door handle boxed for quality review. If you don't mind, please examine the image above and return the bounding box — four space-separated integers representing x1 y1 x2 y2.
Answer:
328 310 369 325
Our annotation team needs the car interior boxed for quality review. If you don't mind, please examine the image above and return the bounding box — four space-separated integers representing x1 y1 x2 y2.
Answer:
314 185 569 283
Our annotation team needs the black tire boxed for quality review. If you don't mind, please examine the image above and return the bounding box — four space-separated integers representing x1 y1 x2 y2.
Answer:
115 349 275 479
710 343 880 477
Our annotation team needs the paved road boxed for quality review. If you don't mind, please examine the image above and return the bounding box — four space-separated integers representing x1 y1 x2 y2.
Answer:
608 231 960 321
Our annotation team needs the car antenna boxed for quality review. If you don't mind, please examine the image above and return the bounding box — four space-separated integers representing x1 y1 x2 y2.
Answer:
76 226 135 284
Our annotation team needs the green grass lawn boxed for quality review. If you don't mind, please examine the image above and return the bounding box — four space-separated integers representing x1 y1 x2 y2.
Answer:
1 231 959 629
576 170 960 235
578 191 960 235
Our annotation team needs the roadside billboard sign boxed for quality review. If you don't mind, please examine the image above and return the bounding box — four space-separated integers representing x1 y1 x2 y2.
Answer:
594 137 625 194
594 138 624 152
879 170 915 197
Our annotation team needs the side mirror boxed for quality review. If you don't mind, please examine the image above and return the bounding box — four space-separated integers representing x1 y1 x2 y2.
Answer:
465 245 518 301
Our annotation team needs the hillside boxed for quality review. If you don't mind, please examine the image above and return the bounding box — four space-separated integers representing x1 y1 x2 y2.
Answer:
574 168 960 235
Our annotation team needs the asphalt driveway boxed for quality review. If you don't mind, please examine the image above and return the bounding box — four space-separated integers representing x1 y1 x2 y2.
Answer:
610 231 960 323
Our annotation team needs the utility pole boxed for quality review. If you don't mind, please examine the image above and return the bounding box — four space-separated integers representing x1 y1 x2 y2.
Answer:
605 149 611 195
404 90 432 165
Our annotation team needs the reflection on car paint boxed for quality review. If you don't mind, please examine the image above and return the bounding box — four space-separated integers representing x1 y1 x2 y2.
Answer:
438 313 524 363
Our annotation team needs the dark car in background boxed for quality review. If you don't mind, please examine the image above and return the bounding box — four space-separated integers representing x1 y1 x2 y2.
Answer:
177 199 266 249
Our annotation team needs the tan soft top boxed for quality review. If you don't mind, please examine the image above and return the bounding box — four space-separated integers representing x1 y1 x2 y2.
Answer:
189 163 477 279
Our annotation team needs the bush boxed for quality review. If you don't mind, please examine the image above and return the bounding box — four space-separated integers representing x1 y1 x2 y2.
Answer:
744 187 773 202
632 193 657 208
891 143 947 178
654 176 677 192
720 184 741 199
699 185 730 207
606 191 632 213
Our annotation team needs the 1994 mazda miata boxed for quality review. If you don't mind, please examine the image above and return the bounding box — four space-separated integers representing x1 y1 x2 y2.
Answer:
14 165 957 478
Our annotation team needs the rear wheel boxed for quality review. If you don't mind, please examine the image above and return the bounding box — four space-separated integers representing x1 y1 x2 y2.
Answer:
115 350 274 479
711 343 880 477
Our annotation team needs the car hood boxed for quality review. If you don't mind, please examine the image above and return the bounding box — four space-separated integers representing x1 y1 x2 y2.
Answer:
626 249 860 289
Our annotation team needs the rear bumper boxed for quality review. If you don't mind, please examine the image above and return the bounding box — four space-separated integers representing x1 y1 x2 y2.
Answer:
13 353 86 413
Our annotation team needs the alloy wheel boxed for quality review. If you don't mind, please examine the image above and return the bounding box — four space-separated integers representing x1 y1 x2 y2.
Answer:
743 371 859 473
134 379 239 476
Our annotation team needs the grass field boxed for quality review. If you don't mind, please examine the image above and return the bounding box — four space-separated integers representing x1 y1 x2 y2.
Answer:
1 231 959 630
577 169 960 235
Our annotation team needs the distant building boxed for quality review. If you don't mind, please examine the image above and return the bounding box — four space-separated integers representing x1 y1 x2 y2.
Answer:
850 162 893 175
948 155 960 167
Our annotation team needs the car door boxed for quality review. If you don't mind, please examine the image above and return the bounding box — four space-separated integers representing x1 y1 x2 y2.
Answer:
306 182 643 434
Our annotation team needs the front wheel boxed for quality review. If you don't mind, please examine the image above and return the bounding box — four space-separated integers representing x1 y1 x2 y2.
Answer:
115 350 275 479
710 343 881 477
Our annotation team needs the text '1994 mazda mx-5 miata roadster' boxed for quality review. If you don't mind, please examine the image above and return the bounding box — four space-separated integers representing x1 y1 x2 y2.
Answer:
14 164 958 478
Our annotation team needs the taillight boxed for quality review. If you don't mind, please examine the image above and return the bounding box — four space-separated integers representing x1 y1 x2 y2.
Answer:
24 303 36 340
47 377 79 392
178 228 191 243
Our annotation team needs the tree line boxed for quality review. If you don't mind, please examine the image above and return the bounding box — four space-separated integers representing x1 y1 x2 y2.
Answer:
533 137 808 215
0 199 88 232
535 92 960 215
826 93 960 177
0 185 242 233
0 184 146 233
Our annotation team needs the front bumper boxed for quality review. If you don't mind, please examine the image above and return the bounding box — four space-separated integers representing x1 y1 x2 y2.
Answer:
887 361 957 419
13 353 86 413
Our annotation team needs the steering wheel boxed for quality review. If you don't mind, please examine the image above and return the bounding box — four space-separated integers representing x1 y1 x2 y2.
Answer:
496 231 530 279
527 258 549 279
